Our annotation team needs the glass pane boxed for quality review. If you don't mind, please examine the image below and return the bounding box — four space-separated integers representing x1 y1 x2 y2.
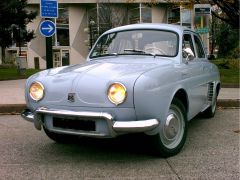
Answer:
57 28 69 46
181 9 192 28
56 6 69 46
129 8 140 24
57 8 69 25
168 8 180 24
90 30 178 58
183 34 195 57
62 50 70 66
142 8 152 23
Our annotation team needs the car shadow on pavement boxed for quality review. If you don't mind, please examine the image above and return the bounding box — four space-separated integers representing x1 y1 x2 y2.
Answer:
35 113 215 161
39 132 163 161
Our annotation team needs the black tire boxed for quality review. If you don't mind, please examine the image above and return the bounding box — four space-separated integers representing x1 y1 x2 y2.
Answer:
202 91 217 118
43 127 77 143
152 98 188 157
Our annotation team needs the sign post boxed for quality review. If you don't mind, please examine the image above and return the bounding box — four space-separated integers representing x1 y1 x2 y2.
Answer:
194 4 211 54
40 0 58 69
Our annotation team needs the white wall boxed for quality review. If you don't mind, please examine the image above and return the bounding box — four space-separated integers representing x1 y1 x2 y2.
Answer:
69 5 89 65
152 6 168 23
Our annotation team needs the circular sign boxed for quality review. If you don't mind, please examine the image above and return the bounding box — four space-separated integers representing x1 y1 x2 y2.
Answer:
39 20 56 37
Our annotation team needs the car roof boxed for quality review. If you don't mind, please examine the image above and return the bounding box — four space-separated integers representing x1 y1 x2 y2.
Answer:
103 23 193 35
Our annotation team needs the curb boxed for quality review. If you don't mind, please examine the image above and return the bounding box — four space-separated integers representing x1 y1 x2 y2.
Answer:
217 99 240 108
0 104 26 114
0 100 239 114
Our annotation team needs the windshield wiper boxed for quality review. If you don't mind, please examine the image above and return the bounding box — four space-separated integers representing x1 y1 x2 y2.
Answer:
123 49 157 57
91 53 118 58
124 49 145 53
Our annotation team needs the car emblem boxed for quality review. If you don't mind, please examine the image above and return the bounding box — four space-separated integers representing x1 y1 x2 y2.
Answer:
68 93 75 102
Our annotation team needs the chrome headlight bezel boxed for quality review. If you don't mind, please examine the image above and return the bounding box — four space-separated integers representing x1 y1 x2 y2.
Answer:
107 82 127 105
29 81 45 101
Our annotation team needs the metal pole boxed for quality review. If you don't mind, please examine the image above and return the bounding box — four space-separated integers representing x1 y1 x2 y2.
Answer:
46 18 53 69
139 3 142 23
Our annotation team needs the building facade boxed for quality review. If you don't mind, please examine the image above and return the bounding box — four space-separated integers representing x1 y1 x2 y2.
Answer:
5 0 196 69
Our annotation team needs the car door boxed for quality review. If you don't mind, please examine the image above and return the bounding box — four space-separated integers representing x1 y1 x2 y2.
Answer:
180 32 206 119
193 33 210 108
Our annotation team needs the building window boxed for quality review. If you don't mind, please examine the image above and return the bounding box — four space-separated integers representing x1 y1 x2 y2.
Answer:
53 6 69 46
181 9 192 28
87 3 129 49
129 3 152 24
168 6 192 28
168 7 180 24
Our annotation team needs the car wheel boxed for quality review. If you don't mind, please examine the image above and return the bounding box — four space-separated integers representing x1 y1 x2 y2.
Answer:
153 98 188 157
43 127 77 143
202 91 217 118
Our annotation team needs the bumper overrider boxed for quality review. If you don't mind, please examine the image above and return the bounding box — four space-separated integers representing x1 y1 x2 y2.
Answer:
21 107 159 137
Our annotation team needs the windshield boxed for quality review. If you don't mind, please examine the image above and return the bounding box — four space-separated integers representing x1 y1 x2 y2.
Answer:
90 30 178 59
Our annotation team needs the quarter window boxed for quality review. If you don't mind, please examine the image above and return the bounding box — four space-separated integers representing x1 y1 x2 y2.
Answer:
182 34 195 57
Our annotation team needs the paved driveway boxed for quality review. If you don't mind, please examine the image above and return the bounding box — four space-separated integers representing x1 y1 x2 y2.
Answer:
0 109 239 180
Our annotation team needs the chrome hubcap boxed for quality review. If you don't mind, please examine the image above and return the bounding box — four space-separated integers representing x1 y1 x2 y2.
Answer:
164 114 179 140
161 104 185 149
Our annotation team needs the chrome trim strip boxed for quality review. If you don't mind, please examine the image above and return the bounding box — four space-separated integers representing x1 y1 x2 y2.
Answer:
36 107 114 121
21 109 34 122
113 119 159 132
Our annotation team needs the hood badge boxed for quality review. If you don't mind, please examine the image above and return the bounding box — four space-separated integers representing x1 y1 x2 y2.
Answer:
68 93 75 102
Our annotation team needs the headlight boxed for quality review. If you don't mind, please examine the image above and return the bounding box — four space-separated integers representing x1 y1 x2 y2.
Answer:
29 82 44 101
108 83 127 105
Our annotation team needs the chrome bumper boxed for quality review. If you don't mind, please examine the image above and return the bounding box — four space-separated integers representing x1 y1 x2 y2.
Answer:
21 108 159 137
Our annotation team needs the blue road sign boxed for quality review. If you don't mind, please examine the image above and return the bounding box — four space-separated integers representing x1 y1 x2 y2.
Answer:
40 0 58 18
39 20 56 37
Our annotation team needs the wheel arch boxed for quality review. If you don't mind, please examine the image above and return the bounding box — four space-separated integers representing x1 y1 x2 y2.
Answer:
172 89 189 115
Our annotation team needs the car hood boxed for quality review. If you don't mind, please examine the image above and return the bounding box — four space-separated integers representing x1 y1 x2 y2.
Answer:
28 56 173 108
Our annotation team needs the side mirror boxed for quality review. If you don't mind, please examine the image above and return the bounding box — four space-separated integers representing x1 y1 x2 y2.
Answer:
183 48 194 61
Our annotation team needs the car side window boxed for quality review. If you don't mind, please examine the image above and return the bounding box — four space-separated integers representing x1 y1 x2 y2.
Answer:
194 35 205 58
182 34 195 58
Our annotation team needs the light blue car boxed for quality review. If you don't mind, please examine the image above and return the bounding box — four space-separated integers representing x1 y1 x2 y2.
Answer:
21 24 220 157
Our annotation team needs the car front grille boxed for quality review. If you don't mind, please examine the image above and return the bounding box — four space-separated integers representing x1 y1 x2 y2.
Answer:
53 117 96 131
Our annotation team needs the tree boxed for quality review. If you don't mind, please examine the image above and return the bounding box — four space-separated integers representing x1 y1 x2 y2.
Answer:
0 0 37 63
208 0 239 29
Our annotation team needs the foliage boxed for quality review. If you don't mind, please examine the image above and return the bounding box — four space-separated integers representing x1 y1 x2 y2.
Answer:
0 68 40 81
212 59 239 84
215 22 239 58
0 0 37 63
208 0 239 29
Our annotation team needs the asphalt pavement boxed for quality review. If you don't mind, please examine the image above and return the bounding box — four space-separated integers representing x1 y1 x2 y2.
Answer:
0 109 239 179
0 79 239 113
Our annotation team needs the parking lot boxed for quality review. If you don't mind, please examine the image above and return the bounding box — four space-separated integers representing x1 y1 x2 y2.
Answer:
0 109 239 180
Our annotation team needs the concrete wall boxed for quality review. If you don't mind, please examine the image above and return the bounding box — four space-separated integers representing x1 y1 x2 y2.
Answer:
152 5 168 23
69 5 89 65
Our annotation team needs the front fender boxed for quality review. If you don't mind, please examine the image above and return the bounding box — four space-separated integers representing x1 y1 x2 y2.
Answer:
134 66 181 123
